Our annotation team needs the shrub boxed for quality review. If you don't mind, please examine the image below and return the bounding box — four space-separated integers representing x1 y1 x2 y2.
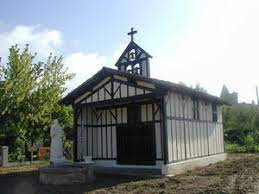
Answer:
223 105 259 153
226 144 246 153
244 135 257 152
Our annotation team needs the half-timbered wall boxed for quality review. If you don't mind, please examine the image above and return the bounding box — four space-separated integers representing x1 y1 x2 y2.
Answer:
77 102 163 161
75 75 163 162
75 76 153 105
140 103 163 160
164 92 224 163
77 106 127 160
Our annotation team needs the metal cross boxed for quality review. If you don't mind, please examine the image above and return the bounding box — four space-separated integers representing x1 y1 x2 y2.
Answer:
127 27 137 42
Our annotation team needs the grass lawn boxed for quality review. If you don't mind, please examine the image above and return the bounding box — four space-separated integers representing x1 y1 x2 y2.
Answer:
0 154 259 194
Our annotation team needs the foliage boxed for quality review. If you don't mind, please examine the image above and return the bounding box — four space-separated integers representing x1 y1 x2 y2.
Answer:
223 104 259 153
63 139 73 160
178 82 207 93
193 83 207 93
0 45 74 161
226 143 259 153
244 135 258 152
225 144 246 153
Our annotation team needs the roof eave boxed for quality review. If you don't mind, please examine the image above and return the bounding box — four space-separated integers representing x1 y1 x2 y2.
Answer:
61 67 225 106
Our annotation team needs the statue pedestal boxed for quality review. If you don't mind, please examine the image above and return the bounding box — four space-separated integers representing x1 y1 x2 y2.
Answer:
50 157 66 165
39 120 96 185
39 162 95 185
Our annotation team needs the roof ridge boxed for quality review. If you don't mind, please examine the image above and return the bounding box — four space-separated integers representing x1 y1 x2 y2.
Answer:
61 66 225 105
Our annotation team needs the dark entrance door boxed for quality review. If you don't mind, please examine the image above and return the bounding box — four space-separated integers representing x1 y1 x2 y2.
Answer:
117 105 156 165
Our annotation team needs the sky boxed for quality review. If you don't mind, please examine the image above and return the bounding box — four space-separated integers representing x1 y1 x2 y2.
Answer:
0 0 259 103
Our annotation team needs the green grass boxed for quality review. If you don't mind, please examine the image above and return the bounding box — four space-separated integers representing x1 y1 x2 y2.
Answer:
226 143 259 153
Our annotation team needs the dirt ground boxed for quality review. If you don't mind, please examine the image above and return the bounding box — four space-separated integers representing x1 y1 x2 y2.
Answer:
0 154 259 194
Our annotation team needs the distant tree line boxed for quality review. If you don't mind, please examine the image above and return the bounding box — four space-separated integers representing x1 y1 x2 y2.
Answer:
223 104 259 152
0 45 74 161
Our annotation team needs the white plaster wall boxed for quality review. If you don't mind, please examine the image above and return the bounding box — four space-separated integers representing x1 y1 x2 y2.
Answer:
164 91 224 163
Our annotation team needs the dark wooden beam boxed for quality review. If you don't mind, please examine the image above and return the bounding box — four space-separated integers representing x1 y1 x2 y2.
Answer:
83 93 164 109
73 105 81 162
161 97 169 165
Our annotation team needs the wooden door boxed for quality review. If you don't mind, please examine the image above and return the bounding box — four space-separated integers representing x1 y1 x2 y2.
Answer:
117 105 156 165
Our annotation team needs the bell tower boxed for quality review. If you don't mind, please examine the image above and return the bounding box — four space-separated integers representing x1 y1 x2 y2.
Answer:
115 28 152 78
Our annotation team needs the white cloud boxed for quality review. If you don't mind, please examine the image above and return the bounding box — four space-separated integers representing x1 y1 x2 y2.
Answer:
0 24 112 95
64 52 107 92
110 42 127 64
0 25 62 60
64 43 128 93
2 1 259 104
152 0 259 103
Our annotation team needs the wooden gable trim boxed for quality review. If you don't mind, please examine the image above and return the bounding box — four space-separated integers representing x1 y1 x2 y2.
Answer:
63 67 224 105
137 80 156 89
113 75 127 82
74 77 112 105
93 77 111 91
113 79 155 92
75 91 91 104
75 76 158 105
84 92 163 109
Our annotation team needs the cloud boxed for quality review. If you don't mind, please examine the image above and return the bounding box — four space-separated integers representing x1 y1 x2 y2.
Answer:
2 1 258 104
0 25 63 60
0 24 113 95
110 42 127 64
64 52 107 92
64 43 128 93
152 0 259 103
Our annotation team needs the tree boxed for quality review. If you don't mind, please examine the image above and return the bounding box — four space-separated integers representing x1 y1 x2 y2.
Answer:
223 104 259 149
0 45 74 161
194 83 207 93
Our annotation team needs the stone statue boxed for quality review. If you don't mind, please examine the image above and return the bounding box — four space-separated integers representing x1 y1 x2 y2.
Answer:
50 119 66 164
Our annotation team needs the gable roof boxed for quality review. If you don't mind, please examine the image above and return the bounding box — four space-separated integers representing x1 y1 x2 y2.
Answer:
61 67 225 105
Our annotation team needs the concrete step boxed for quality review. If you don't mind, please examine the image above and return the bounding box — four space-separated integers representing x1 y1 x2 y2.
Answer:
94 166 162 176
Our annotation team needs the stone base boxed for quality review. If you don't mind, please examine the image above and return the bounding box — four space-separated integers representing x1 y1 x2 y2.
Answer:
0 146 8 167
50 156 66 164
162 153 227 176
39 163 95 185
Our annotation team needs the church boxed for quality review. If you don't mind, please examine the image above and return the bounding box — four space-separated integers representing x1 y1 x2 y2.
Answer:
62 28 226 176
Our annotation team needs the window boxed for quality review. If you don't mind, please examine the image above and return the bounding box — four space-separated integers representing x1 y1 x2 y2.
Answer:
212 104 218 122
129 49 136 61
126 65 132 73
133 63 140 75
192 98 200 120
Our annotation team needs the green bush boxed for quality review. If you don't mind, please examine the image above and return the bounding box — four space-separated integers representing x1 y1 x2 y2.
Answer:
226 144 246 153
223 104 259 153
64 139 73 160
226 143 259 153
244 135 257 152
